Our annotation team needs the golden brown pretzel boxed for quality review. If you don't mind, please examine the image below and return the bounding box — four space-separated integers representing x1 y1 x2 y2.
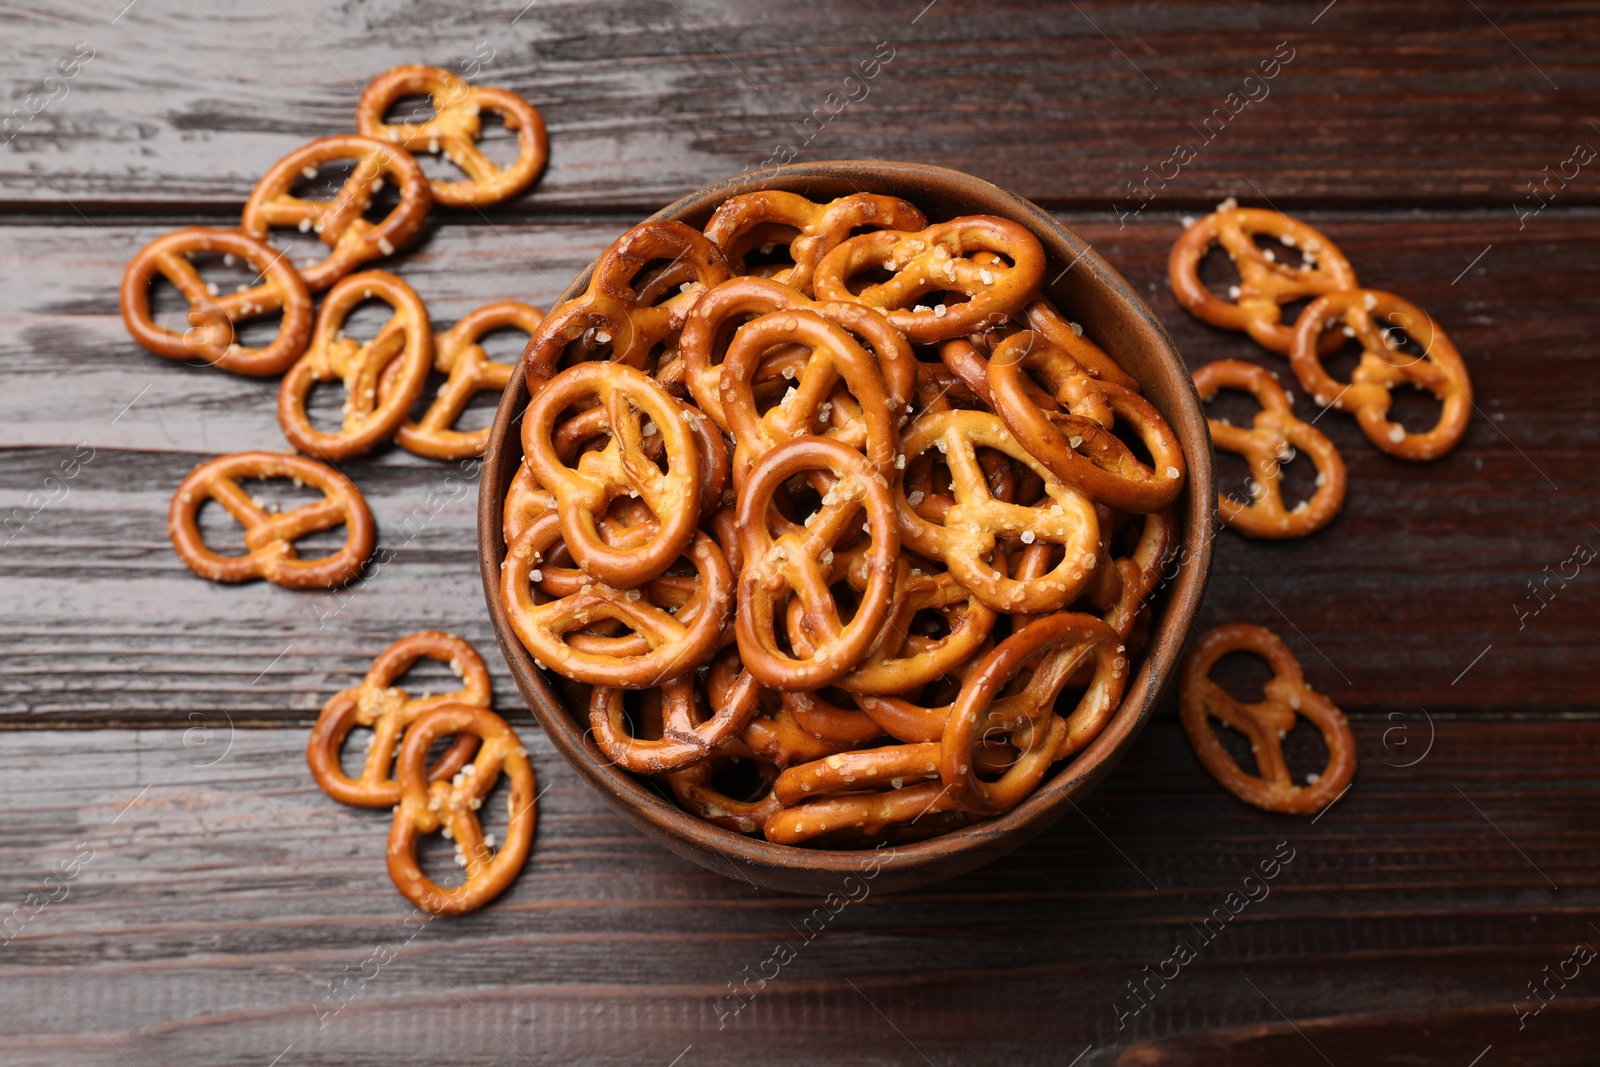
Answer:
277 270 434 460
356 64 549 208
678 275 916 429
703 190 927 296
1290 289 1472 461
240 135 431 291
987 332 1186 513
168 451 373 589
502 512 732 687
392 300 544 460
763 773 962 845
1168 207 1358 355
387 704 537 915
666 753 783 835
1192 359 1347 538
896 410 1100 614
306 631 491 807
735 436 900 691
941 612 1126 814
521 221 732 388
717 308 897 488
119 227 314 376
1020 298 1140 390
813 216 1047 343
1180 623 1356 814
1099 508 1177 641
589 672 760 775
521 362 703 587
789 552 998 696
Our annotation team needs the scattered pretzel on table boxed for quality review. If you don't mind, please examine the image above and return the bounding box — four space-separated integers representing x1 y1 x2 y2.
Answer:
1168 207 1358 356
388 703 538 915
307 631 493 808
1191 359 1347 539
240 134 432 292
119 227 313 376
1180 623 1357 815
1291 288 1472 461
389 300 545 460
277 270 434 460
357 64 549 209
168 451 373 589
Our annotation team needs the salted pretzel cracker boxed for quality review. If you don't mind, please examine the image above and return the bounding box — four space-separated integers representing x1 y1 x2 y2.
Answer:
168 451 373 588
1290 289 1472 461
522 362 703 587
241 134 431 291
678 275 916 429
1192 360 1346 538
941 613 1126 814
1180 623 1356 814
987 331 1185 513
392 300 544 460
787 551 997 696
666 753 783 835
735 436 900 691
120 227 314 377
357 64 549 208
704 190 927 297
307 631 491 808
388 704 536 915
813 216 1046 344
278 270 433 460
1099 507 1177 641
781 689 884 746
521 221 731 389
1169 207 1358 355
717 308 897 488
590 672 760 775
502 512 731 687
896 409 1100 614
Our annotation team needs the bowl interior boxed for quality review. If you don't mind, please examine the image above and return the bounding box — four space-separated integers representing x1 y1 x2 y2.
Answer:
478 160 1214 895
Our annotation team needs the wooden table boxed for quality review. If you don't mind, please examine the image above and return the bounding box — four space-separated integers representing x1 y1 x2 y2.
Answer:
3 2 1596 1063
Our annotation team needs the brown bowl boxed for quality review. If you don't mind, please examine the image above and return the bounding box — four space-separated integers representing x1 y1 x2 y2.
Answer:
478 160 1214 895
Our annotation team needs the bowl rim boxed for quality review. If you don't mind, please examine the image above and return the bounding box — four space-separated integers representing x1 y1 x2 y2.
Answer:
478 159 1215 893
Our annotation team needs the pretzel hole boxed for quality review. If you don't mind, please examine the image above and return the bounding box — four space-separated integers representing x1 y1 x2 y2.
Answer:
1108 415 1156 469
1196 245 1243 299
709 756 777 805
383 92 440 127
735 224 800 274
290 158 362 203
1274 446 1319 511
1212 450 1255 510
1210 650 1274 704
909 608 952 642
839 265 896 297
1280 721 1331 787
1318 327 1366 386
1386 382 1445 435
1375 314 1434 367
1207 717 1262 779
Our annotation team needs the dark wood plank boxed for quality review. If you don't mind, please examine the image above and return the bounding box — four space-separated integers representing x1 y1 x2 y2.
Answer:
0 718 1593 1065
4 1 1596 214
1 211 1594 722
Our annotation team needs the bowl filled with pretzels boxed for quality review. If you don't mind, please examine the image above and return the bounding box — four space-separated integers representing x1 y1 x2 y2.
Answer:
479 160 1215 894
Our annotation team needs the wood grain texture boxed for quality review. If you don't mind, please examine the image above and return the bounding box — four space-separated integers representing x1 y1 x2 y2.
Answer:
5 1 1599 1060
1 213 1593 722
0 720 1593 1065
3 1 1596 214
